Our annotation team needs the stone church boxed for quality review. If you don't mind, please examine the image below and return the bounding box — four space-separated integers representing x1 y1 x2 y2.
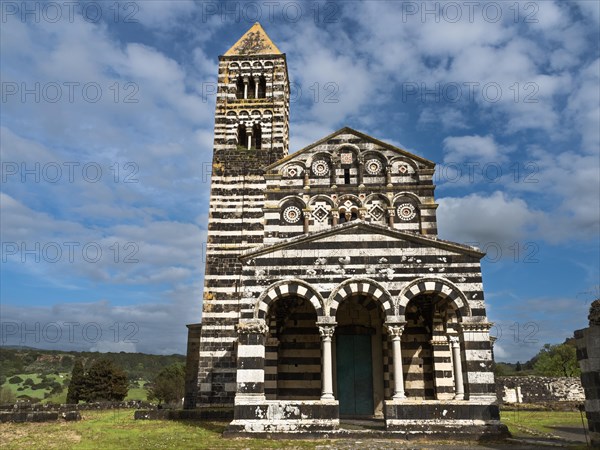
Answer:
185 23 504 437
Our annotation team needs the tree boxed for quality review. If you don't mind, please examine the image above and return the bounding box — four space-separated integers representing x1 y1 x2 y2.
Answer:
148 363 185 406
66 359 85 404
80 358 128 402
515 361 522 372
0 387 16 404
533 343 581 377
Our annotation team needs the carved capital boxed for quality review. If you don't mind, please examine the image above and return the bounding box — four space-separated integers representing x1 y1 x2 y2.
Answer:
385 323 406 337
237 319 268 335
318 325 336 339
448 335 460 347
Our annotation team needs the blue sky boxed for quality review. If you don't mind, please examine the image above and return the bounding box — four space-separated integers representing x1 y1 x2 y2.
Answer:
1 1 598 362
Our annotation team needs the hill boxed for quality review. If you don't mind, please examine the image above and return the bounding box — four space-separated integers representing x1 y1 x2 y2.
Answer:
0 347 185 404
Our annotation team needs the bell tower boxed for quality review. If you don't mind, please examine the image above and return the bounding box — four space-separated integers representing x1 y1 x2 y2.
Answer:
185 23 289 408
215 22 289 158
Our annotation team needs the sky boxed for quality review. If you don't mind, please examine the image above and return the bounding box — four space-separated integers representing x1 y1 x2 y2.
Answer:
0 1 598 363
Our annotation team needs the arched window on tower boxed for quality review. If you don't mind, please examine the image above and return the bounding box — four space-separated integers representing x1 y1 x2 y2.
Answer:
236 77 245 99
237 123 248 149
248 77 256 99
251 123 262 149
257 76 267 98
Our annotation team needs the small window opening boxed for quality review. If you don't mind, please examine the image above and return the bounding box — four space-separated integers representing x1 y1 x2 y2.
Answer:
248 77 256 99
236 77 244 99
257 76 267 98
344 169 351 184
251 123 262 149
237 124 248 149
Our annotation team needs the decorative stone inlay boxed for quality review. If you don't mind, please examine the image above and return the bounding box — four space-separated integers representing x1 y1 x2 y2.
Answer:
398 163 410 174
284 165 300 178
283 206 301 223
340 153 353 164
460 322 493 331
237 320 268 335
313 205 329 222
368 203 385 221
312 160 330 177
366 159 383 175
397 203 416 221
231 31 269 55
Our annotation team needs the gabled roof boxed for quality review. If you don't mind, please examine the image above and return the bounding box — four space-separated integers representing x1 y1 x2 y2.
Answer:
224 22 282 56
240 220 484 260
265 127 436 171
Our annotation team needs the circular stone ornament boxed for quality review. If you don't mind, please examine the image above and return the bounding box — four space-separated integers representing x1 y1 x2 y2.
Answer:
397 203 417 221
283 206 302 223
311 160 330 177
366 159 383 175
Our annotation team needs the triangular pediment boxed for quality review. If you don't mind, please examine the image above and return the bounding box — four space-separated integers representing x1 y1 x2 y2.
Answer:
265 127 435 171
224 23 282 56
240 221 483 261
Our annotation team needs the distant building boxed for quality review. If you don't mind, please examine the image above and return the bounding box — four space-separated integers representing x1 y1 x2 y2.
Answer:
185 23 504 436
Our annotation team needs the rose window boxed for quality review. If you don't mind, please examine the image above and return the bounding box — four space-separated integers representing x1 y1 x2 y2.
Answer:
283 206 302 223
311 160 330 177
397 203 416 221
366 159 383 175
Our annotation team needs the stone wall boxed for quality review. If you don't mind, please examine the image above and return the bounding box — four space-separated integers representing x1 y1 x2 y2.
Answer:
575 299 600 447
496 376 585 404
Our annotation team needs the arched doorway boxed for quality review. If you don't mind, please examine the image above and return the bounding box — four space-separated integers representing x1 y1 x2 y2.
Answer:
402 293 462 400
265 296 321 400
334 294 386 417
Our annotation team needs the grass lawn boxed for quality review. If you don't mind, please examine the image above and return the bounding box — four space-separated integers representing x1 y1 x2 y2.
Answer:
0 410 328 449
0 408 590 449
501 408 588 439
125 380 148 401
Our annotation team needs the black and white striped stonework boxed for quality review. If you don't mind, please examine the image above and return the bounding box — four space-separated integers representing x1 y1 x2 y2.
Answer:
186 24 500 423
192 32 290 407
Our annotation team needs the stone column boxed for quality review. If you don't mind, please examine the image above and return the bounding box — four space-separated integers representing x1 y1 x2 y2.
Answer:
318 323 336 400
235 319 269 401
387 208 395 228
357 162 364 188
243 76 249 99
385 165 393 187
449 336 465 400
332 210 339 226
254 76 260 98
385 323 406 400
303 211 311 234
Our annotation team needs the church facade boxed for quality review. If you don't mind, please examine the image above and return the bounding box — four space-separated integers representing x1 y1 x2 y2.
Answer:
185 23 504 436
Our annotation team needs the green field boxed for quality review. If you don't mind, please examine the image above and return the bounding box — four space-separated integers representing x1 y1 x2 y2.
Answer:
501 408 588 439
0 409 590 449
0 410 323 449
1 373 149 404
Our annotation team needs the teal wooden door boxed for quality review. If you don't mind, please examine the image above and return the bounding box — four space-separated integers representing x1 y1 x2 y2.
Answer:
336 334 374 416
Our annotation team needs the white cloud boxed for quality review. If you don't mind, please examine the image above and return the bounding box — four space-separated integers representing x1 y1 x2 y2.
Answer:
437 191 543 247
442 134 514 164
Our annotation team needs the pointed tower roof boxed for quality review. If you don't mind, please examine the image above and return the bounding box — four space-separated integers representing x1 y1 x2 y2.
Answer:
224 22 282 56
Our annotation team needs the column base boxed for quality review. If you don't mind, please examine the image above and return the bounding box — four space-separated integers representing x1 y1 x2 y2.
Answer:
320 394 335 400
392 393 406 400
454 393 465 400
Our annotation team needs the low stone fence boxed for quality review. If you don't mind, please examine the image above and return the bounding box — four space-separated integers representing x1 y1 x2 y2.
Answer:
0 401 154 423
496 376 585 405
